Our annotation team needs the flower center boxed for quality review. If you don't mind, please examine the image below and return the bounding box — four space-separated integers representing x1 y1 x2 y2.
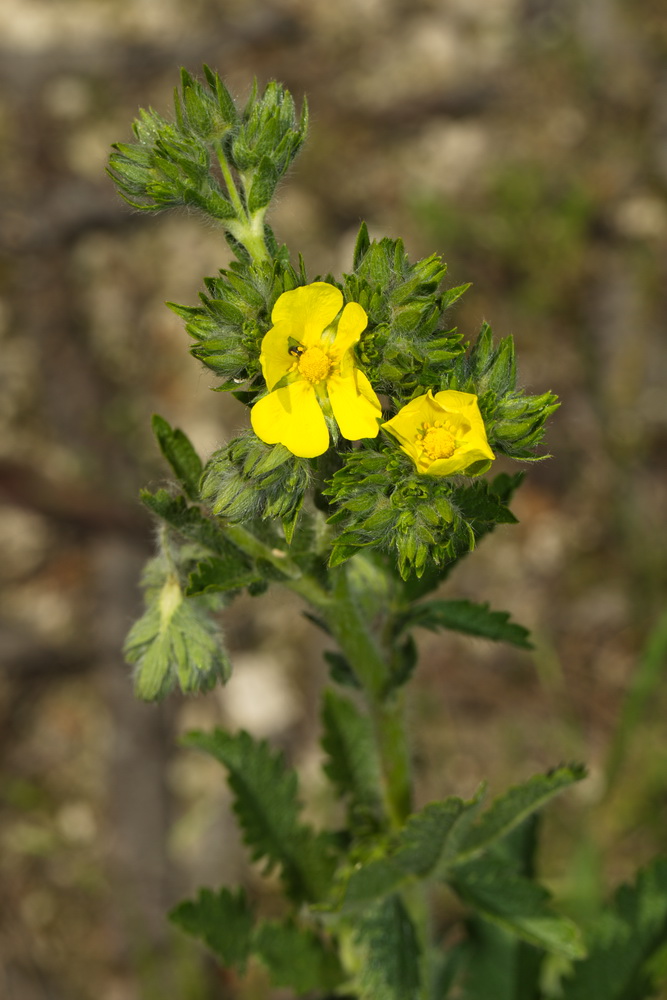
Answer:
297 345 332 383
420 423 457 461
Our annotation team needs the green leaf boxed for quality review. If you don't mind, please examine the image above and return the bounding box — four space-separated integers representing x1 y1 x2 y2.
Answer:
454 764 587 864
456 921 544 1000
183 729 335 902
352 894 421 1000
254 920 344 993
151 414 204 500
397 599 532 649
560 859 667 1000
186 555 259 596
124 572 231 700
140 488 231 555
169 887 253 970
449 856 585 960
341 793 484 908
321 690 383 824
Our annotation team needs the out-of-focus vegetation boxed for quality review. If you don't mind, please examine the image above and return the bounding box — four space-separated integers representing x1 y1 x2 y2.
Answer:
1 1 666 997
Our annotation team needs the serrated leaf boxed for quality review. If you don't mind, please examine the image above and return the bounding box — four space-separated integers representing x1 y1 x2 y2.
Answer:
449 856 586 960
254 920 344 993
456 920 543 1000
397 599 532 649
183 729 335 902
341 793 484 909
151 414 204 500
321 690 382 822
186 555 259 596
169 887 253 969
352 894 421 1000
454 765 586 864
560 859 667 1000
124 573 231 700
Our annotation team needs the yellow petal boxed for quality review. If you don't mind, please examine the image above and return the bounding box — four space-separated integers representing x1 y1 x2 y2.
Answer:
271 282 343 349
382 391 443 441
251 380 329 458
433 390 495 462
329 301 368 360
259 321 296 390
327 369 381 442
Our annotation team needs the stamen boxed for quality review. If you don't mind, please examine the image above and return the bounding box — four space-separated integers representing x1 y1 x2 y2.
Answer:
297 346 332 383
420 423 457 461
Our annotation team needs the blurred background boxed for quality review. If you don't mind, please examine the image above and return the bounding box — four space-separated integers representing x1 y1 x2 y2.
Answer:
1 0 666 997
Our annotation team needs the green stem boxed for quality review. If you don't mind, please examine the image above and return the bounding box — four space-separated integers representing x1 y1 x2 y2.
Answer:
325 564 413 828
215 142 246 221
214 143 270 264
222 522 331 608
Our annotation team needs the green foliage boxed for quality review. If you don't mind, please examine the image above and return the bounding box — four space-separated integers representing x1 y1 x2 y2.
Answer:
450 855 585 959
170 890 344 994
457 765 587 862
183 729 336 902
560 859 667 1000
336 767 585 923
454 920 544 1000
253 920 344 993
321 689 384 830
352 894 422 1000
169 888 254 970
344 228 465 397
168 252 304 388
200 432 311 529
151 414 203 500
124 554 231 700
451 323 560 460
395 598 532 649
325 451 518 578
108 67 307 248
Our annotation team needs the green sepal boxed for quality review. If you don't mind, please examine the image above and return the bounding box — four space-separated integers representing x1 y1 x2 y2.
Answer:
183 728 336 903
246 155 279 214
201 433 310 527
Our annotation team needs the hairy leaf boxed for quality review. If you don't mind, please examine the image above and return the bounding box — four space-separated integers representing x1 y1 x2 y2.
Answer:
560 859 667 1000
397 599 532 649
169 887 253 970
124 568 230 700
254 920 344 993
352 894 421 1000
321 689 383 825
449 856 585 960
184 729 335 902
152 414 203 500
454 765 586 864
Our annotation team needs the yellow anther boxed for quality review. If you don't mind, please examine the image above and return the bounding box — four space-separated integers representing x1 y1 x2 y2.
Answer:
420 424 456 461
297 346 332 384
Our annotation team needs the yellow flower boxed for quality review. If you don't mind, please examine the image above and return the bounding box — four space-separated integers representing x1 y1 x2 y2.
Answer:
250 282 381 458
382 389 495 476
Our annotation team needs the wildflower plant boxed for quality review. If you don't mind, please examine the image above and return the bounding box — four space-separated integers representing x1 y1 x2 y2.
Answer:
110 69 667 999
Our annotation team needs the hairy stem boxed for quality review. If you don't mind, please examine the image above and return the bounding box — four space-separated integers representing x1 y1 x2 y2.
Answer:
325 564 413 828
